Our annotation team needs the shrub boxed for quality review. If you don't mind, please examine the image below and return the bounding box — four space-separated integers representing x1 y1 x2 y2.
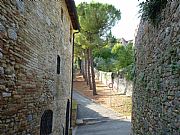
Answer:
139 0 168 25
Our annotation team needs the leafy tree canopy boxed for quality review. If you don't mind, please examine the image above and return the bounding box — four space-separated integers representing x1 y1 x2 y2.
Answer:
93 45 112 59
75 2 121 59
112 43 134 69
77 2 121 37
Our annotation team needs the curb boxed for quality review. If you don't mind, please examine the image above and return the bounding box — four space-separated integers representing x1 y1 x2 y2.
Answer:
72 127 77 135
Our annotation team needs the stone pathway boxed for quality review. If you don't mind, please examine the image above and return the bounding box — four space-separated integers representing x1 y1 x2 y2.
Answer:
73 91 131 135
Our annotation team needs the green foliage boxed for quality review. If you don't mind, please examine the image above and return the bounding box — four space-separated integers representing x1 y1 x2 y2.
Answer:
75 33 89 49
171 63 180 74
77 2 121 36
74 33 87 59
122 64 135 81
112 43 134 70
139 0 167 25
93 46 112 59
75 2 121 59
94 57 117 72
112 43 134 80
75 2 135 80
106 31 117 47
93 42 135 80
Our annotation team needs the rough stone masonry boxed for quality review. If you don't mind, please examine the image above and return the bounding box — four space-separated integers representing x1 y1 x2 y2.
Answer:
132 1 180 135
0 0 79 134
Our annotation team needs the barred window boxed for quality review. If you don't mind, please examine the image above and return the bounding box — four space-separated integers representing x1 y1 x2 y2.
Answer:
61 8 64 22
40 110 53 135
57 55 60 74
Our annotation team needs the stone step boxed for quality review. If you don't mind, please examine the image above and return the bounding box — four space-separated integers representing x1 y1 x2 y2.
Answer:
76 117 112 125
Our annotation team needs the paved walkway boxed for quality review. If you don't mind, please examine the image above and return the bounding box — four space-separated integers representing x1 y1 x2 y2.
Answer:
73 91 131 135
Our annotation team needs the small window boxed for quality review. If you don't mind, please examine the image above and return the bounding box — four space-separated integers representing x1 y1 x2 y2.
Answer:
61 8 64 22
40 110 53 135
57 55 60 74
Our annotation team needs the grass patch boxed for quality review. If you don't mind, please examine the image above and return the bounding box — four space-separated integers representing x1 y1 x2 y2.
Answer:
72 100 77 110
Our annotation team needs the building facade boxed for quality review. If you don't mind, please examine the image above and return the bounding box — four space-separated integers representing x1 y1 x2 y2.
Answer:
0 0 79 134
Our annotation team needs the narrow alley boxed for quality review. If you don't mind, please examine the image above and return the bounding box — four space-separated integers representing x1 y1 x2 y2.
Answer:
0 0 179 135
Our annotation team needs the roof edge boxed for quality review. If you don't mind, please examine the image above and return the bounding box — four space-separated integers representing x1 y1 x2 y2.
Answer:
65 0 80 30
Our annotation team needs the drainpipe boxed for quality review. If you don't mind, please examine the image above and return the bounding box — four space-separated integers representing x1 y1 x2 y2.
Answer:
70 31 79 128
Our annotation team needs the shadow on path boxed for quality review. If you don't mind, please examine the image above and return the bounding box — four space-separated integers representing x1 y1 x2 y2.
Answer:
73 91 131 135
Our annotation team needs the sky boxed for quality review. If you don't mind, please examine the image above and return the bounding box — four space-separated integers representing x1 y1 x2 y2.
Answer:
74 0 142 40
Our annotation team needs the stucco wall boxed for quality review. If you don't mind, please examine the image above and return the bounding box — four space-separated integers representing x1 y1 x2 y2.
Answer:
0 0 73 134
132 1 180 135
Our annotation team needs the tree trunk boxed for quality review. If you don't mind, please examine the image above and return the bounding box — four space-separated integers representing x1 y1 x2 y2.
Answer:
81 59 83 75
84 59 88 82
78 58 82 73
89 48 97 95
85 56 89 85
87 49 92 90
86 49 89 86
81 59 85 79
82 50 87 83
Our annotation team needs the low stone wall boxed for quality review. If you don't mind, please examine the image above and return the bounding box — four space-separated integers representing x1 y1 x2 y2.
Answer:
95 69 133 96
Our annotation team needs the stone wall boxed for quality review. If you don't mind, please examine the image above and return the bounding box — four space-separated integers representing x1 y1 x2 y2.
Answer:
132 1 180 135
95 69 133 96
0 0 74 134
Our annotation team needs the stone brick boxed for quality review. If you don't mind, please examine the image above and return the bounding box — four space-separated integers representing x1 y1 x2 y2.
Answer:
27 114 33 122
132 1 180 135
0 0 77 134
16 0 25 14
0 85 6 90
2 92 12 97
0 67 4 75
0 22 6 32
4 66 14 75
7 28 17 40
0 52 3 59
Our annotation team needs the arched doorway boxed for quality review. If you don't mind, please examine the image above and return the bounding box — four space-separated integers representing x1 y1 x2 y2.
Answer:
65 99 70 135
40 110 53 135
